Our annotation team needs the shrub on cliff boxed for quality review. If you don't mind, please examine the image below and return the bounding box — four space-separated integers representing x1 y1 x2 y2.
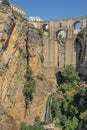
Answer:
37 28 44 38
35 115 41 124
20 122 45 130
23 66 35 109
40 53 44 63
37 72 46 80
75 31 83 44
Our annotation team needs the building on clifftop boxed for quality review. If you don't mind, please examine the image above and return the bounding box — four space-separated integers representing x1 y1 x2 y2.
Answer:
0 0 25 16
10 3 25 16
28 16 43 22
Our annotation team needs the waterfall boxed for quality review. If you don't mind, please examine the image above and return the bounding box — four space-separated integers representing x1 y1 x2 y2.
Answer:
45 95 51 124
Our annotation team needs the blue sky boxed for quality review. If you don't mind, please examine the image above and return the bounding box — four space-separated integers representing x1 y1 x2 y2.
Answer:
9 0 87 20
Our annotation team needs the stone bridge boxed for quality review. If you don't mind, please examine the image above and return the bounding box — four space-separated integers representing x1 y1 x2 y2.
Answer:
33 17 87 79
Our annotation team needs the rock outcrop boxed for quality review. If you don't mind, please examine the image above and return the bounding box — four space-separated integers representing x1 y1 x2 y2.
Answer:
75 28 87 79
0 4 56 130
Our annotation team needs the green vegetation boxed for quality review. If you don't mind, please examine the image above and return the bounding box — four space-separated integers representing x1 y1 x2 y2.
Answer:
1 0 10 6
20 119 45 130
62 65 79 83
51 88 87 130
37 29 44 38
51 65 87 130
14 11 25 20
40 49 44 63
20 122 45 130
22 52 27 59
40 54 44 63
37 72 46 80
35 116 41 124
59 36 66 44
58 34 66 44
18 47 27 59
59 82 74 93
19 47 23 54
59 65 79 93
23 66 35 109
75 31 83 44
18 47 28 59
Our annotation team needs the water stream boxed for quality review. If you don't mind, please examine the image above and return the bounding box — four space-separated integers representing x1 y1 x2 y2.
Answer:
45 95 52 124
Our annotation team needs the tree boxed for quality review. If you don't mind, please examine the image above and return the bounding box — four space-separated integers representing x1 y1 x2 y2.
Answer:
62 65 79 83
59 65 80 93
59 82 73 93
51 88 87 130
33 123 45 130
51 64 87 129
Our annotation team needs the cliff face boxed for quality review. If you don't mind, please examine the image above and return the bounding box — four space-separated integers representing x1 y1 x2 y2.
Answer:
0 4 49 130
0 5 27 130
76 29 87 79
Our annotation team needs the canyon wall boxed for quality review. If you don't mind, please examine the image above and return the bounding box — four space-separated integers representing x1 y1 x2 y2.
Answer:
0 4 56 130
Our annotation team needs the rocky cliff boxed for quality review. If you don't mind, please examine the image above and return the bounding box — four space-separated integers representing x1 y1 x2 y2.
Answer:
75 28 87 80
0 4 56 130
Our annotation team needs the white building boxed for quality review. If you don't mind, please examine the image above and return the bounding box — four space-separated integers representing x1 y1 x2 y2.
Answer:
28 16 43 22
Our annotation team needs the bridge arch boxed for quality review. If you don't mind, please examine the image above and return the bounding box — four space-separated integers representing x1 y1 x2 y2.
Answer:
74 21 82 30
42 24 49 31
56 29 66 44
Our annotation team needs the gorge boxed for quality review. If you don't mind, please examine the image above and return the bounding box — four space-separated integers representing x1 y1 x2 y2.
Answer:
0 2 87 130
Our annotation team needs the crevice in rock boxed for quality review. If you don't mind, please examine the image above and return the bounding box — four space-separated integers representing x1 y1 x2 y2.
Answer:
2 23 15 51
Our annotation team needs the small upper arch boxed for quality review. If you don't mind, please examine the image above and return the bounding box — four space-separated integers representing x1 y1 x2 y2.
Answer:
74 21 82 30
42 24 49 31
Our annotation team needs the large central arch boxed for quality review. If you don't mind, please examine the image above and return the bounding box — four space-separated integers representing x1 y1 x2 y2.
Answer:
36 16 87 78
56 30 66 68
